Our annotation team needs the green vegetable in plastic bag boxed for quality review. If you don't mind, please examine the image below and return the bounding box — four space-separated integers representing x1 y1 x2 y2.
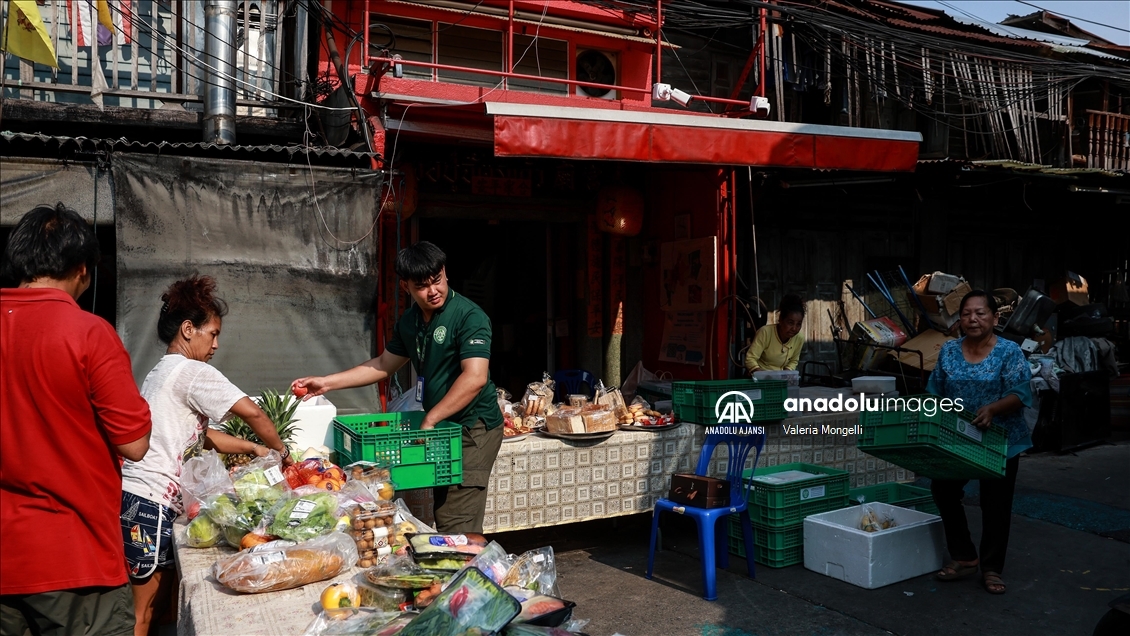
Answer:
185 514 223 548
268 492 340 542
204 493 241 528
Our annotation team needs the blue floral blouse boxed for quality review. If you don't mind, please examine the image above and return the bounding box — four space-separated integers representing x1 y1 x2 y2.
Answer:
926 337 1035 459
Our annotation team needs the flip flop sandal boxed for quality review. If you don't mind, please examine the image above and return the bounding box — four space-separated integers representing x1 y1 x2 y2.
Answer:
982 572 1006 595
935 561 979 581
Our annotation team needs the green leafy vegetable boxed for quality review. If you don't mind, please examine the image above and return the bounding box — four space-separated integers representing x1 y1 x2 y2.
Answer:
267 492 340 541
185 515 223 548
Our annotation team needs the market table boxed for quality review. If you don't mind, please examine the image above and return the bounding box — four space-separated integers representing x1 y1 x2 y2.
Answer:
483 388 916 533
173 520 362 636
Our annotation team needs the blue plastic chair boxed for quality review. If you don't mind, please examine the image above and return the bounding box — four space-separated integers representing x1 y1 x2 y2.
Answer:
552 369 596 402
646 431 766 601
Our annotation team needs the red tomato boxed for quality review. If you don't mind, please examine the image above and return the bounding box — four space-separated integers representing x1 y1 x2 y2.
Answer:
187 501 201 520
292 385 309 398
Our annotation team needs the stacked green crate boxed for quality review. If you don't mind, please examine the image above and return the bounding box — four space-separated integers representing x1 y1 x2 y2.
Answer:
727 463 850 567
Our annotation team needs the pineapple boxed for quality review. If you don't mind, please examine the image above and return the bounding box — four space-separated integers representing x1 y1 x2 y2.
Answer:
221 389 302 469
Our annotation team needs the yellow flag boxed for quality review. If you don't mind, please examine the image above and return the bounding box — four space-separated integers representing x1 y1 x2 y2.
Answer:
96 0 114 31
3 0 58 68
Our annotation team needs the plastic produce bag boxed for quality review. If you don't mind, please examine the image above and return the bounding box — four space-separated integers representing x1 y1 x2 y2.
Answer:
448 541 510 588
398 567 520 636
502 547 560 598
301 608 408 636
181 450 234 517
344 462 396 501
184 513 223 548
213 533 357 594
268 489 346 542
520 374 556 418
620 361 659 403
860 504 895 532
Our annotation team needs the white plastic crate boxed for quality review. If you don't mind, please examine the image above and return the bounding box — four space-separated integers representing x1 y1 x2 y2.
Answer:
803 502 944 589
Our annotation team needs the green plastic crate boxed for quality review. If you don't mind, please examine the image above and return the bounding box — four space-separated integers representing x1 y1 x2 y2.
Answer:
725 527 804 567
849 483 940 515
729 517 805 551
858 401 1007 479
671 379 788 424
744 463 851 527
332 412 463 490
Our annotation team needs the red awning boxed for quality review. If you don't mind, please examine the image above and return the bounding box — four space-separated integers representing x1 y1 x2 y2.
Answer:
483 102 922 171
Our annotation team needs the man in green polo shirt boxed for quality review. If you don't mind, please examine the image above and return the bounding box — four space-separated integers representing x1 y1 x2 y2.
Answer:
292 242 504 533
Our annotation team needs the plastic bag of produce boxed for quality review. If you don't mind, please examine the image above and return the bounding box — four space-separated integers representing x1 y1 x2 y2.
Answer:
268 489 345 542
303 609 414 636
398 567 520 636
184 513 223 548
448 541 510 588
502 547 560 598
213 533 357 594
860 504 896 532
181 450 234 518
231 450 291 501
344 462 396 501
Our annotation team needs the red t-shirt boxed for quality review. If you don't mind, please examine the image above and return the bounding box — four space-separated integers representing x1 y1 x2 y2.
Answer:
1 288 152 595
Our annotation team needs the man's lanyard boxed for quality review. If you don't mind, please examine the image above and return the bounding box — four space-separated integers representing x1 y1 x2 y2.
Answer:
415 311 429 366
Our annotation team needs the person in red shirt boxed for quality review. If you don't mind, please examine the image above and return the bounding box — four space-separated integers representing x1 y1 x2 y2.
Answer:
1 203 153 636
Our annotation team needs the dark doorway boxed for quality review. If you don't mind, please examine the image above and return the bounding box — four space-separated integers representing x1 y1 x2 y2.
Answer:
416 218 548 397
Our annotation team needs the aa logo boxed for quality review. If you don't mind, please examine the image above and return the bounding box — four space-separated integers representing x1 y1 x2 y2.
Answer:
715 391 756 424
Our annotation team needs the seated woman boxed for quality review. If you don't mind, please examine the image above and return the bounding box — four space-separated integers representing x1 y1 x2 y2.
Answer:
744 294 806 374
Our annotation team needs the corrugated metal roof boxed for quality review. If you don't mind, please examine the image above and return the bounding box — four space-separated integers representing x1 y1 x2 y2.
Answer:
0 132 381 165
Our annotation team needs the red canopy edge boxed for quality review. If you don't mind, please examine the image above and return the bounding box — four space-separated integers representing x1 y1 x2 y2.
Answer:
487 103 921 171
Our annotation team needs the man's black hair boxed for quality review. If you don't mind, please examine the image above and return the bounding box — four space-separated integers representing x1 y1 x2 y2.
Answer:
395 241 446 283
1 203 101 284
778 294 807 319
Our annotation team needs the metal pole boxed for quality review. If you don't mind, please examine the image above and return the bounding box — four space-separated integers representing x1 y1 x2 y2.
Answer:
758 7 767 97
203 0 237 144
507 0 514 89
655 0 662 84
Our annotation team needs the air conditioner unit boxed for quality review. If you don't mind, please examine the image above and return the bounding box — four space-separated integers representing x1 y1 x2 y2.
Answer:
575 49 618 100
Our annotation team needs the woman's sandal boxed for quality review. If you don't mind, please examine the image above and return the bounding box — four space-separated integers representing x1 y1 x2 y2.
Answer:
935 560 979 581
982 571 1006 595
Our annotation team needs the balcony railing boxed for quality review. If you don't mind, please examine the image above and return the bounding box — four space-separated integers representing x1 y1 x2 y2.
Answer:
1086 110 1130 171
1 0 309 117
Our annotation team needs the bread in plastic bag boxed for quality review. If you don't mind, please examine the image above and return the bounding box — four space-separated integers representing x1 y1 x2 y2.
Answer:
213 533 357 593
502 547 560 598
594 380 631 424
859 503 896 532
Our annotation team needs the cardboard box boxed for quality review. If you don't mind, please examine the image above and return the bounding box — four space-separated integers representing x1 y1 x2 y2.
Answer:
925 272 962 295
853 317 909 348
804 503 944 589
1048 274 1089 306
895 330 955 371
909 274 971 317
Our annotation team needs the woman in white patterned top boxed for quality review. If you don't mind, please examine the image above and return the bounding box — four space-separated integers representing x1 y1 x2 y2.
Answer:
121 275 293 636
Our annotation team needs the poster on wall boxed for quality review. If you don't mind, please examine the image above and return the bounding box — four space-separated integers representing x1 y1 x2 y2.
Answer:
659 311 708 365
660 237 717 312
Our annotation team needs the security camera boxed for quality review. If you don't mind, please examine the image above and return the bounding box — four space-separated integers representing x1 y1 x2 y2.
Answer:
652 83 673 101
670 88 693 107
750 96 771 118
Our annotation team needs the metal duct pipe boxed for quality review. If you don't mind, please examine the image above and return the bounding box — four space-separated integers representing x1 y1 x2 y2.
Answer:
204 0 237 145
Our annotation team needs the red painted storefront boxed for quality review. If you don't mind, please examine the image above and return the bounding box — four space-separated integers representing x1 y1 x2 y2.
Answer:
318 0 921 396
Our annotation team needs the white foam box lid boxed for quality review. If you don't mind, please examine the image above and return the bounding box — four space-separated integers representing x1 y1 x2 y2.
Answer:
749 470 821 484
803 502 944 589
851 376 897 394
753 370 800 386
287 396 338 453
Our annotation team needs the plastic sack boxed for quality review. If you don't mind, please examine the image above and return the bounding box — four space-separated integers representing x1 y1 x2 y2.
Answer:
344 462 396 501
620 361 659 403
364 553 447 590
448 541 510 588
503 625 579 636
501 547 560 598
594 381 631 424
284 458 347 491
860 504 895 532
301 608 408 636
267 488 347 542
520 374 556 418
181 450 234 517
184 513 224 548
214 533 357 594
387 386 424 413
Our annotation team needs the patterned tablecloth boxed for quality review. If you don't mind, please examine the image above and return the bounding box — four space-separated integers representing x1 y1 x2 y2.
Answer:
173 521 362 636
483 405 915 534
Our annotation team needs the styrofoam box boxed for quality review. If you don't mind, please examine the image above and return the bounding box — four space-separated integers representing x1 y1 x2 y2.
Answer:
261 395 337 453
851 376 896 394
754 371 800 400
803 502 944 589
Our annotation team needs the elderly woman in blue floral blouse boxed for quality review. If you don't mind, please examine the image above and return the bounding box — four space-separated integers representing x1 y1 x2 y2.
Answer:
926 290 1033 595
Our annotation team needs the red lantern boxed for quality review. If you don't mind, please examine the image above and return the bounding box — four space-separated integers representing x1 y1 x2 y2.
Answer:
596 185 644 236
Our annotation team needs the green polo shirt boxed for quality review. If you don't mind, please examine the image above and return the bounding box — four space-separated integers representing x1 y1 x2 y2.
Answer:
386 289 504 430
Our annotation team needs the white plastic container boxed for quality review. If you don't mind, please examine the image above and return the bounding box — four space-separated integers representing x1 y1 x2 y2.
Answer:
754 370 801 399
289 396 338 453
803 502 944 589
851 376 896 394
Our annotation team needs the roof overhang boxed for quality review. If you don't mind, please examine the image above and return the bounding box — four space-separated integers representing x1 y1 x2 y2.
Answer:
482 103 922 171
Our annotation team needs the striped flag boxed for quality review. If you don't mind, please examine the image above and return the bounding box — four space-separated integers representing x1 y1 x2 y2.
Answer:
68 0 129 47
66 0 95 48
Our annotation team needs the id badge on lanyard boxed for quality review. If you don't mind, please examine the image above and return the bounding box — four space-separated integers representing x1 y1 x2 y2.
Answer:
415 376 425 403
415 314 428 403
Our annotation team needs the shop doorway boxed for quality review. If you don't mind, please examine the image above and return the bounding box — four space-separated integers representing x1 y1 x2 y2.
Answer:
415 218 548 397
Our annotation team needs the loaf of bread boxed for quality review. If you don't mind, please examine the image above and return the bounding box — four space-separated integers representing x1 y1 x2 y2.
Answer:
213 533 357 593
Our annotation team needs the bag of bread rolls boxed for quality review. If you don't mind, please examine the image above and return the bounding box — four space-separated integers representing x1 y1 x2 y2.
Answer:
213 533 358 593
